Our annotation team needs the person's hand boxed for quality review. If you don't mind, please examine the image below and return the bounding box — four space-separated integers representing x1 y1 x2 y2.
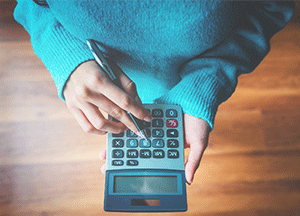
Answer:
63 60 152 135
183 113 210 185
99 113 210 185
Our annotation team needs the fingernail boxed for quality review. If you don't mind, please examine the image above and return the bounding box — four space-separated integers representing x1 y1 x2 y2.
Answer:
144 115 152 122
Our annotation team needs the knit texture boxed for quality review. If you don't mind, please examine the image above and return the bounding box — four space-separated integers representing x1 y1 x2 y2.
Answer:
14 0 294 129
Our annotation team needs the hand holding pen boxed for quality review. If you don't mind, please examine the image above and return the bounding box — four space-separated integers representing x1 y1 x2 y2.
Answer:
62 40 152 137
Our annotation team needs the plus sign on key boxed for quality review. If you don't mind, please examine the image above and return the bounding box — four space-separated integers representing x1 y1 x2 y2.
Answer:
166 119 178 127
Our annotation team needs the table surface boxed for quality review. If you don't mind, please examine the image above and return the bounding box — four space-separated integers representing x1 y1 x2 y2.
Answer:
1 1 300 215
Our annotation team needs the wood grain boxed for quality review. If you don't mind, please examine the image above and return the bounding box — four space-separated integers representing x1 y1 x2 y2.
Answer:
1 1 299 216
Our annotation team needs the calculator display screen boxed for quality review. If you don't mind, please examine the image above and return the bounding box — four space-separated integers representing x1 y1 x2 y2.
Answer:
113 176 178 194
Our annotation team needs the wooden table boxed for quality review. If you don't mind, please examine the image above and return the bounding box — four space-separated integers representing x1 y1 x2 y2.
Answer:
1 1 299 215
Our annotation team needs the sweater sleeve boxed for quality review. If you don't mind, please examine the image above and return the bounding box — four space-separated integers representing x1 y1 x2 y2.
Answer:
155 1 295 130
13 0 94 100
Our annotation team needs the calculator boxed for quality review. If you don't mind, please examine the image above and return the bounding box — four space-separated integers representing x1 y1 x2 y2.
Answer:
104 104 187 212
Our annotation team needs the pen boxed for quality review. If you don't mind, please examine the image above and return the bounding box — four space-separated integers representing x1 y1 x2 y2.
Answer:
86 39 150 142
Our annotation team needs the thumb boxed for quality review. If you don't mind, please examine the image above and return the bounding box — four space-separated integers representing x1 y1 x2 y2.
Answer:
185 138 208 185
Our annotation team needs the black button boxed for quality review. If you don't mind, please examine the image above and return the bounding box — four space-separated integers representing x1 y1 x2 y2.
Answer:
145 129 151 137
126 130 138 137
112 139 124 147
141 121 151 128
127 150 138 158
112 132 124 137
112 150 124 158
127 160 139 166
168 150 179 158
152 119 163 127
153 150 165 158
112 160 124 166
167 129 178 137
152 109 163 117
140 150 151 158
167 139 179 148
166 109 177 117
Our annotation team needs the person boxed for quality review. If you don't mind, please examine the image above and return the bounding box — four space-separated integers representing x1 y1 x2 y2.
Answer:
14 0 294 185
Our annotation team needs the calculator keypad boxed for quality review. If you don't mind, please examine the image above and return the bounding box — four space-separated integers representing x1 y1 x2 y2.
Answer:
107 104 184 171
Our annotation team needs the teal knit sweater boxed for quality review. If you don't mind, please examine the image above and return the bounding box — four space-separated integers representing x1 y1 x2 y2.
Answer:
14 0 294 129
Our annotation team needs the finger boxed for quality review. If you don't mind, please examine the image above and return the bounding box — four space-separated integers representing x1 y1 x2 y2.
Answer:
101 163 107 174
185 141 207 185
86 92 145 136
78 100 127 134
110 63 143 104
93 69 151 122
99 148 106 160
68 106 107 135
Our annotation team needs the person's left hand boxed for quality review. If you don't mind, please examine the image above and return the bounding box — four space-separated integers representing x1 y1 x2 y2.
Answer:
99 113 211 185
183 113 210 185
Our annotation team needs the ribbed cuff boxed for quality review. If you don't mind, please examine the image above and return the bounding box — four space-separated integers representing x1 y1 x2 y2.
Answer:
154 71 234 130
33 25 94 100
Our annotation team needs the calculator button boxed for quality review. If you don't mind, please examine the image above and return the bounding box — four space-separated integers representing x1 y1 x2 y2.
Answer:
152 109 163 117
152 139 164 148
167 129 178 137
112 139 124 147
152 129 164 137
126 130 138 137
140 139 151 148
112 132 124 137
112 150 124 158
166 109 177 117
127 150 138 158
127 160 139 166
140 150 151 158
152 119 163 127
126 139 138 148
145 129 151 137
167 139 179 148
141 121 151 128
112 160 124 166
168 150 179 158
166 119 178 127
153 150 165 158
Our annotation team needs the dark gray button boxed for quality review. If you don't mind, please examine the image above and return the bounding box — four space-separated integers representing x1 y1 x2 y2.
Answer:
166 109 177 117
153 150 165 158
152 109 163 117
112 149 124 158
127 150 138 158
112 160 124 166
140 150 151 158
167 129 178 137
127 160 138 166
112 139 124 147
152 119 163 127
168 150 179 158
126 130 138 137
167 139 179 148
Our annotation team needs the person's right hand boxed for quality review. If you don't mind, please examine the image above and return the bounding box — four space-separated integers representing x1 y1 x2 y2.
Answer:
63 60 152 135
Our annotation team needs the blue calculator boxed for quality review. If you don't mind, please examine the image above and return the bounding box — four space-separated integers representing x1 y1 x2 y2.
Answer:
104 104 187 212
